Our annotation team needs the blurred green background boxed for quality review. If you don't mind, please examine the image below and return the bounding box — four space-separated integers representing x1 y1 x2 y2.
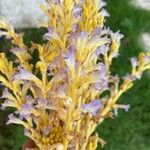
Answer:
0 0 150 149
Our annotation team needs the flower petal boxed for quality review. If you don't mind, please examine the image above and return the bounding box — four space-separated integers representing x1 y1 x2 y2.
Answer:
13 68 42 88
130 57 139 67
20 103 33 119
1 88 16 101
1 99 16 110
63 44 76 71
73 6 82 19
95 45 109 56
81 100 103 115
6 113 24 125
43 27 60 41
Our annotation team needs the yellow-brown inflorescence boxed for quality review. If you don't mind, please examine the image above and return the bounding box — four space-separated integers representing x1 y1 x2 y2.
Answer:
0 0 150 150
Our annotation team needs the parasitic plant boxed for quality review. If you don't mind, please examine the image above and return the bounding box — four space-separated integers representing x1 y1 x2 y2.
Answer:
0 0 150 149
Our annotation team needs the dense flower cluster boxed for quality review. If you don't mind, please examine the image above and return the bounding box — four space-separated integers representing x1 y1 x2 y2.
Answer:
0 0 150 149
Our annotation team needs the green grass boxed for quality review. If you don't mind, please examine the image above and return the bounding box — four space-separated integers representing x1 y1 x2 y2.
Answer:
0 0 150 149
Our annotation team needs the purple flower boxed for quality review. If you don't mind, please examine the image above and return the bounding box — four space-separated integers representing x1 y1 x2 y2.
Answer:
6 113 23 125
81 100 103 115
13 68 42 87
43 27 60 41
1 88 16 101
92 27 103 37
95 45 109 56
121 104 130 112
22 103 33 110
99 63 107 78
130 57 139 67
91 79 108 91
73 6 82 19
13 68 35 80
72 24 79 32
20 103 33 119
79 31 89 41
44 27 54 38
0 88 17 109
70 31 89 43
1 99 15 110
34 98 56 111
63 44 76 70
90 63 107 84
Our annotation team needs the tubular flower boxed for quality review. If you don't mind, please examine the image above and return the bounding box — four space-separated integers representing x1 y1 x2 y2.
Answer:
0 0 150 150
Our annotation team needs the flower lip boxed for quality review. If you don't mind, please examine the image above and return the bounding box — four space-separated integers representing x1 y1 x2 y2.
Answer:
81 100 103 116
